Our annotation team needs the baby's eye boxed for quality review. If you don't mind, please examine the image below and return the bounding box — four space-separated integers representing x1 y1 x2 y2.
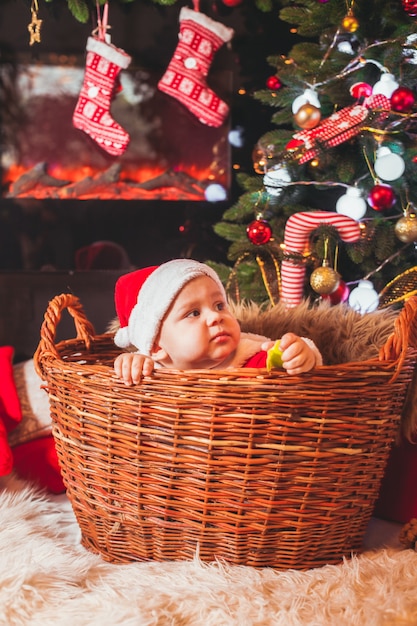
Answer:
186 309 200 318
215 302 225 311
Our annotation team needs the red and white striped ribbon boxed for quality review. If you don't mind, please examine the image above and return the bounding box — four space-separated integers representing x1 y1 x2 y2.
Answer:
291 93 390 164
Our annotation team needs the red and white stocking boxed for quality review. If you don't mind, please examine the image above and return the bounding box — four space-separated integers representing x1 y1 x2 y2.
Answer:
73 37 132 156
158 7 234 128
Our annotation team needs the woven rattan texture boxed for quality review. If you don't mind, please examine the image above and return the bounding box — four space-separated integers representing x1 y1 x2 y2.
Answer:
35 294 417 569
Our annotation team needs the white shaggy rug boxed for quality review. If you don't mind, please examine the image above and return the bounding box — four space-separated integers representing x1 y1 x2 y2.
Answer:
1 474 417 626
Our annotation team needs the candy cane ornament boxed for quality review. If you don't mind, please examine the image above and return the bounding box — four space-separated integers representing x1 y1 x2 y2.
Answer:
281 211 361 307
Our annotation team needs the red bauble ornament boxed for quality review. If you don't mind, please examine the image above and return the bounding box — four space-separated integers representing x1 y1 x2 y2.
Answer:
221 0 243 5
350 82 373 99
247 219 272 245
367 184 396 211
390 86 415 112
286 138 305 151
402 0 417 16
321 279 350 305
266 75 282 90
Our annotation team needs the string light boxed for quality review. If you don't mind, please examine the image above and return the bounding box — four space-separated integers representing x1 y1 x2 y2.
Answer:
305 38 402 95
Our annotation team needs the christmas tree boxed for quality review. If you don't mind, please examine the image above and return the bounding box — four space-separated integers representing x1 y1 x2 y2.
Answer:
210 0 417 311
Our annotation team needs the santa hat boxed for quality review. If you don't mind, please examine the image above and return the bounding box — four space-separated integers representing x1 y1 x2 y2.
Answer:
114 259 227 354
75 240 131 270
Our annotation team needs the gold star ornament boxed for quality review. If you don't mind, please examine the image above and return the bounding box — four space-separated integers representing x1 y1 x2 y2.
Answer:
28 0 42 46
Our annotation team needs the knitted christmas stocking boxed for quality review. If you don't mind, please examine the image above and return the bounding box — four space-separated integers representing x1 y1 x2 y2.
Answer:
158 7 234 128
73 36 132 156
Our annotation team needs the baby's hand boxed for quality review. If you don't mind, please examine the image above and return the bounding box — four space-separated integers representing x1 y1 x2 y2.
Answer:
262 332 319 374
114 352 155 385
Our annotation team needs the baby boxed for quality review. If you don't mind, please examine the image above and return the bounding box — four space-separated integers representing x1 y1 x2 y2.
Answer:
113 259 322 385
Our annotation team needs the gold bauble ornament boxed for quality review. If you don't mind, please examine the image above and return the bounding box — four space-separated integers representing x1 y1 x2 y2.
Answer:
310 264 340 295
341 14 359 33
294 103 321 130
394 213 417 243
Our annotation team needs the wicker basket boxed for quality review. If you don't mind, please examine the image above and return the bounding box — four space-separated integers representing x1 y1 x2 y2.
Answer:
34 293 417 570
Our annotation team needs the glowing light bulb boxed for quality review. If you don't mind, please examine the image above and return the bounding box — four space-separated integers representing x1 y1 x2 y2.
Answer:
204 184 227 202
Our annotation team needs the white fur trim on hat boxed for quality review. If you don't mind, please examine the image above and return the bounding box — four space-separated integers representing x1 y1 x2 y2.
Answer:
114 325 131 349
126 259 227 355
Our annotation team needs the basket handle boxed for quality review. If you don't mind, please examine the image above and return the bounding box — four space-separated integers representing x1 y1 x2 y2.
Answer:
34 293 96 377
379 295 417 381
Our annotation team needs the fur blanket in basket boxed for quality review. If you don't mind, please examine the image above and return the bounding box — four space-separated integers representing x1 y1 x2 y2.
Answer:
108 299 417 437
231 299 398 364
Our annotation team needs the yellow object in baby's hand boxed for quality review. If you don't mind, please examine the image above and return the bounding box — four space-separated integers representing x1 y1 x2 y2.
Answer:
266 340 284 370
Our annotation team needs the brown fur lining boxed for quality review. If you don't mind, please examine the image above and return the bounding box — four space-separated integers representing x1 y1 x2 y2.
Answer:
231 299 398 365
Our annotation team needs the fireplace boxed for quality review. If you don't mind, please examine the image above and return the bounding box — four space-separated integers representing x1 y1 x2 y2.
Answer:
1 56 232 201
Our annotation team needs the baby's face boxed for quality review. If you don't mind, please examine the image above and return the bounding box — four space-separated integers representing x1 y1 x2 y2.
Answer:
152 275 241 370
